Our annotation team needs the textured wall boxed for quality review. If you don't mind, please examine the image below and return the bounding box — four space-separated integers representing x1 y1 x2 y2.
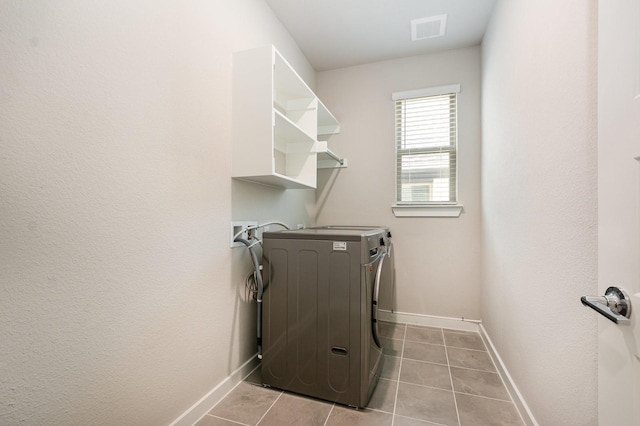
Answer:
0 0 314 424
481 0 598 423
316 47 482 320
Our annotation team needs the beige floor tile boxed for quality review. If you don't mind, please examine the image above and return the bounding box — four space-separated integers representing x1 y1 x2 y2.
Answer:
393 414 446 425
378 321 406 340
450 367 510 400
325 406 393 426
257 392 332 425
446 346 496 372
399 358 452 390
404 326 444 345
443 330 486 351
395 382 458 425
194 414 244 426
402 341 448 364
380 336 403 357
381 355 401 380
208 382 280 425
456 392 524 426
367 378 397 413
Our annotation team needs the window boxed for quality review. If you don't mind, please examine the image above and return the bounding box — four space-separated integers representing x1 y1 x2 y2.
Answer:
394 85 459 209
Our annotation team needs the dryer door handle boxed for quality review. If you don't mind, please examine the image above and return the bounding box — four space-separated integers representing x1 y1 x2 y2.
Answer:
371 253 386 348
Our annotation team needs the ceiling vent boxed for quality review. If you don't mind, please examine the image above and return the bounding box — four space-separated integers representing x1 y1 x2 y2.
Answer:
411 14 447 41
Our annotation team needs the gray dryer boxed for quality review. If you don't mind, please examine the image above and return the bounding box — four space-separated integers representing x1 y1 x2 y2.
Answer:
261 227 386 407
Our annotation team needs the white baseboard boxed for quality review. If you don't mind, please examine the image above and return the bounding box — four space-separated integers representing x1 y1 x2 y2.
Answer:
378 309 480 332
479 324 538 426
169 354 260 426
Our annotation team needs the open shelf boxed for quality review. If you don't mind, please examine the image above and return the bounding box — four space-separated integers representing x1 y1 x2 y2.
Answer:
232 45 345 189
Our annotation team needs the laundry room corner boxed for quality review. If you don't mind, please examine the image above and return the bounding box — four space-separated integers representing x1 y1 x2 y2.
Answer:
315 47 482 325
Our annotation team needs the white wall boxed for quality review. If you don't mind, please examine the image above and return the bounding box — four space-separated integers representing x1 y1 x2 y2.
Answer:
0 1 315 424
481 0 598 424
316 47 482 320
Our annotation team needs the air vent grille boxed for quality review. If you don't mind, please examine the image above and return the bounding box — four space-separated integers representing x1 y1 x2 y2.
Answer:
411 14 447 41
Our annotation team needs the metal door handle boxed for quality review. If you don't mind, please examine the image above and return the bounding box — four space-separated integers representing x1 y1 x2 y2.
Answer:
581 286 632 325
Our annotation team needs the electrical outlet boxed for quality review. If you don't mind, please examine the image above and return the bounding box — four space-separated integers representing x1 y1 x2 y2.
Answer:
230 221 257 247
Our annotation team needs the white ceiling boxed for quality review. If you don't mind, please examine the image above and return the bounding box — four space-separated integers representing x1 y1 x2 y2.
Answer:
265 0 496 71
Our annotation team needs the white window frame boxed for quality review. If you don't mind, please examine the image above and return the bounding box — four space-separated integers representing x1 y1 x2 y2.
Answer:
391 84 463 218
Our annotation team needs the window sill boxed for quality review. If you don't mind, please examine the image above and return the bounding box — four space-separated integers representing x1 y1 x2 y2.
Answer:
391 204 463 218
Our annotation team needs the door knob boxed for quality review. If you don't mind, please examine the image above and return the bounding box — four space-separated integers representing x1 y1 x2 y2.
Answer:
581 286 632 325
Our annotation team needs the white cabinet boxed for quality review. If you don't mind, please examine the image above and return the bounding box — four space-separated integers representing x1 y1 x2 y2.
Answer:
232 45 344 189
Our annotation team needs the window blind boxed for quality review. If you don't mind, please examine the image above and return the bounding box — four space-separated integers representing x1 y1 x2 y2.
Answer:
394 87 458 204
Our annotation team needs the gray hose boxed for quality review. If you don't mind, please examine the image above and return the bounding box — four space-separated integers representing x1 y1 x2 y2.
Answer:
234 237 263 359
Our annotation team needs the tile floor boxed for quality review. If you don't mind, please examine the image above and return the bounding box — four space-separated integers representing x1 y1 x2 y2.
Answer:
196 322 525 426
